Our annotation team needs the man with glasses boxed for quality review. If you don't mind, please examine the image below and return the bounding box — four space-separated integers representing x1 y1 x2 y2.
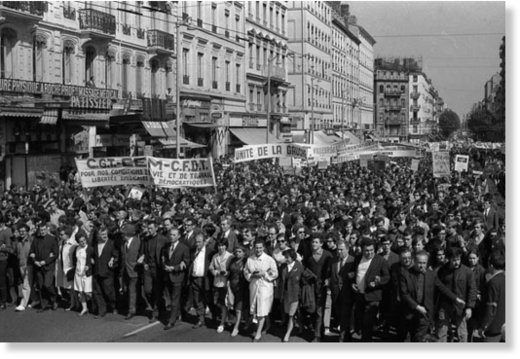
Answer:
182 217 198 250
29 220 59 312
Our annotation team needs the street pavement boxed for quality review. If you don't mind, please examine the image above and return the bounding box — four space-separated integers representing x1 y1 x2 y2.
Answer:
0 305 311 343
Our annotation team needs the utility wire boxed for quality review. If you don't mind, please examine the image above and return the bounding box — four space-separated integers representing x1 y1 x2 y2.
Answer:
373 32 504 38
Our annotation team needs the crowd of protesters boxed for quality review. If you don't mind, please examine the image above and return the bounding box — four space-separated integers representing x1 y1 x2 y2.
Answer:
0 148 505 342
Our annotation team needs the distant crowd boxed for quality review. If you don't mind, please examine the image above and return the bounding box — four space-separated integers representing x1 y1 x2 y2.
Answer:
0 148 505 342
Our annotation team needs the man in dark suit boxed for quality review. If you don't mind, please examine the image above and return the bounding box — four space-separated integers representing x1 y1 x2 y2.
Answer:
162 227 190 330
480 250 505 342
92 226 119 317
352 238 390 341
181 217 199 250
186 232 215 328
482 196 499 232
436 247 477 342
399 251 459 342
29 221 59 312
219 217 238 254
328 241 356 342
140 220 168 323
120 224 141 319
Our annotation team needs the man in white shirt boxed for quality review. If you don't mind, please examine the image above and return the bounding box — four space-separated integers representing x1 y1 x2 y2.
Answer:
189 233 211 328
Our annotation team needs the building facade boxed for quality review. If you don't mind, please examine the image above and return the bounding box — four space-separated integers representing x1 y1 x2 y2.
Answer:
0 1 178 189
356 25 375 131
484 72 501 113
286 1 332 139
408 72 435 141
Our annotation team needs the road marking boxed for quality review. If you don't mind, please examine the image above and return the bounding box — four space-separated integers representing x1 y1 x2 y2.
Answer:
122 321 161 338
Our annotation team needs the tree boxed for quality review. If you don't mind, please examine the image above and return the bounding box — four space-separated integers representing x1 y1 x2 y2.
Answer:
467 106 495 141
493 36 505 142
438 109 461 139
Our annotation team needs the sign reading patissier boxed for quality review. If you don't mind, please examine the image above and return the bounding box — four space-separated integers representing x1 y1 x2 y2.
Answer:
148 157 216 188
75 157 150 188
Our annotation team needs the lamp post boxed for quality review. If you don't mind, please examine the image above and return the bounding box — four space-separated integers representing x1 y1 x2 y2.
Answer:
176 22 181 157
310 76 315 144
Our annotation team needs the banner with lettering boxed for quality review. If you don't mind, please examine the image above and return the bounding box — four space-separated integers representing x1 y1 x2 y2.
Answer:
75 157 150 188
411 158 420 172
147 157 215 188
454 154 469 172
432 151 450 178
233 143 308 163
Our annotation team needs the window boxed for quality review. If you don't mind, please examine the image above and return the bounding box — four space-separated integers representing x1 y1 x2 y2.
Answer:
211 56 217 83
150 59 159 96
249 86 254 103
401 98 405 107
269 7 273 27
121 57 130 97
62 42 74 85
413 125 418 133
105 52 114 89
33 35 45 82
211 4 216 27
256 2 259 18
197 1 202 20
136 61 144 96
182 48 189 76
197 53 203 80
413 85 418 92
85 46 96 85
413 74 418 82
263 3 267 21
225 11 230 33
401 85 405 92
379 85 384 93
225 60 230 83
235 64 240 88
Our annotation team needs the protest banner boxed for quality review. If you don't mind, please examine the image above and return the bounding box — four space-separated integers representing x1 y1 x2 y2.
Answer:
75 157 150 188
454 154 469 172
411 158 420 172
317 160 329 170
432 151 450 178
359 154 373 168
233 143 308 163
147 157 216 188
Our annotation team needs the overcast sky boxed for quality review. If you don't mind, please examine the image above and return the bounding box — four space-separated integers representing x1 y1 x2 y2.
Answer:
348 1 505 117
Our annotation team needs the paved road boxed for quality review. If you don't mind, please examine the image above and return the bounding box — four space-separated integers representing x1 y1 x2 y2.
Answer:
0 306 313 343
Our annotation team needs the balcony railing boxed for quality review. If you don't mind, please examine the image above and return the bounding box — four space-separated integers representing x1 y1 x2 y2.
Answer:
122 23 131 35
147 29 175 51
183 75 190 85
385 105 402 112
212 25 217 33
212 81 218 89
410 104 421 111
136 28 145 39
410 91 420 99
384 88 402 97
1 1 47 17
225 82 230 91
385 118 402 126
78 8 116 36
197 18 203 27
236 84 241 93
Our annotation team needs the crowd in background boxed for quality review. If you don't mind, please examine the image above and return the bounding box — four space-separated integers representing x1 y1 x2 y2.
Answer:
0 148 505 342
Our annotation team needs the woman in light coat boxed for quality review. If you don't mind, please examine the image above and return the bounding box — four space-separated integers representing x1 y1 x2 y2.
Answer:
56 225 78 310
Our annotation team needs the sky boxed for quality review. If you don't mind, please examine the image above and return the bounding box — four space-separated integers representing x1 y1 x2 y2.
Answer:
348 1 505 118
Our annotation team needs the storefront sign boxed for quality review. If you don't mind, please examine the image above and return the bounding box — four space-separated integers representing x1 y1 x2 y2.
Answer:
0 78 117 98
75 156 150 188
432 151 450 178
147 157 216 188
454 154 469 172
70 96 113 110
243 118 259 127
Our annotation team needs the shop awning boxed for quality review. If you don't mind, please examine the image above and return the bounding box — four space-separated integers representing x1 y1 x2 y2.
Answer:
230 128 284 145
184 122 219 128
335 131 362 145
40 109 59 125
313 131 342 146
159 138 206 149
62 110 110 125
142 121 176 137
0 108 43 118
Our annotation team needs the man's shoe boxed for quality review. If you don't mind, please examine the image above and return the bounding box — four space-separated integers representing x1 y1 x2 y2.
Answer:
324 328 333 336
15 305 25 312
193 320 204 329
0 304 7 310
164 322 175 330
217 324 225 333
125 313 135 320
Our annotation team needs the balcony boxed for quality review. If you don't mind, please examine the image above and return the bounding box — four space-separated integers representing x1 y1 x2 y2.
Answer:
385 105 402 112
78 8 116 39
384 88 402 97
410 104 421 111
236 84 241 93
197 78 203 87
0 1 47 21
212 25 217 33
270 65 286 80
225 82 230 91
410 91 420 99
136 28 145 39
212 81 218 89
147 29 175 55
197 18 203 27
183 75 190 85
385 118 402 126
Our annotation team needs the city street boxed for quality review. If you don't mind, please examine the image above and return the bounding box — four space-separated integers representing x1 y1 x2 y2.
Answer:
0 307 308 343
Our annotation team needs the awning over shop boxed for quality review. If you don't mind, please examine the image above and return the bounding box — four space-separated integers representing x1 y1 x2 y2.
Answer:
40 109 59 125
335 131 362 145
184 122 219 128
142 121 176 137
230 128 284 145
61 110 110 125
313 131 343 146
0 108 43 118
159 138 206 149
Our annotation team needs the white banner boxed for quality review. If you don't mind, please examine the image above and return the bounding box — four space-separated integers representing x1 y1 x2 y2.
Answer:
454 154 469 172
148 157 215 188
75 157 150 188
432 151 450 178
233 143 308 163
411 158 420 172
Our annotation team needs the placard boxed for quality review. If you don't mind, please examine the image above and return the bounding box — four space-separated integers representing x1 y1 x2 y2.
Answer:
432 151 450 178
128 187 145 200
233 143 308 163
454 154 469 172
75 157 150 188
411 158 420 172
148 157 215 188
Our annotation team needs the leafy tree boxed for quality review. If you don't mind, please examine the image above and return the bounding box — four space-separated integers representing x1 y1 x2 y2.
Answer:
438 109 461 139
467 107 495 141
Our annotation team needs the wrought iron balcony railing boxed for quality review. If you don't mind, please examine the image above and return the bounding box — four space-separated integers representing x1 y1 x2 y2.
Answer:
147 29 175 51
78 8 116 35
1 1 47 16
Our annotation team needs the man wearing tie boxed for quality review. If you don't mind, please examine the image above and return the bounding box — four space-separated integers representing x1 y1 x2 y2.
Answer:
162 228 190 330
92 226 119 317
482 195 499 232
120 224 141 319
219 218 238 254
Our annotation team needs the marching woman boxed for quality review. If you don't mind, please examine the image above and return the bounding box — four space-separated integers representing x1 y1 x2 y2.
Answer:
244 239 278 342
73 231 94 316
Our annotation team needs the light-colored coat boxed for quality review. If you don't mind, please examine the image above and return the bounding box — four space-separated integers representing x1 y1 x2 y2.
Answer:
244 252 278 317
